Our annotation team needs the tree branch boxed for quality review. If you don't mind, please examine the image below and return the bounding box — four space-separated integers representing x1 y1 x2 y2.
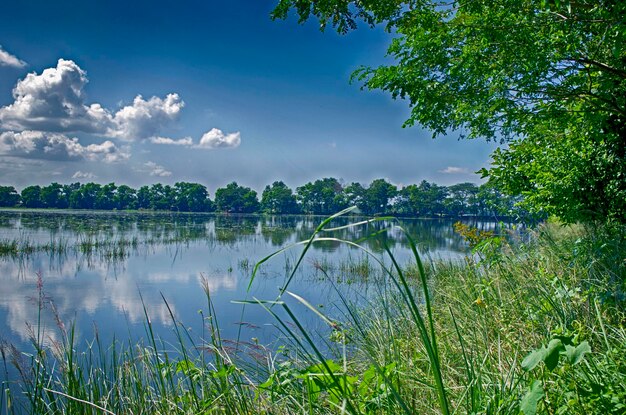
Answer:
574 58 626 79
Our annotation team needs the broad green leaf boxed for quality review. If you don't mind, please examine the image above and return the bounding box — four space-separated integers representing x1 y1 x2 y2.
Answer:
520 380 544 415
522 348 547 371
566 341 591 365
544 338 564 371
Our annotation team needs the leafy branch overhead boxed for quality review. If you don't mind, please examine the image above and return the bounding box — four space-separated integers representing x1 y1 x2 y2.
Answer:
273 0 626 223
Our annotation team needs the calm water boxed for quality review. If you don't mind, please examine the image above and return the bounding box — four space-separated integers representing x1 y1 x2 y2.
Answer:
0 210 499 352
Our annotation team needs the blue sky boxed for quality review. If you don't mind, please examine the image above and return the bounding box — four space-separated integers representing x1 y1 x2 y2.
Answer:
0 0 497 192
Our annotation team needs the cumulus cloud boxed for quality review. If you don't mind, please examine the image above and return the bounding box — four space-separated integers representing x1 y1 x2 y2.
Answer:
0 130 128 163
0 59 242 162
144 161 172 177
83 141 130 163
0 45 26 68
110 94 184 141
0 59 112 132
0 59 183 141
196 128 241 149
149 136 193 146
72 171 97 179
439 166 469 174
0 130 87 161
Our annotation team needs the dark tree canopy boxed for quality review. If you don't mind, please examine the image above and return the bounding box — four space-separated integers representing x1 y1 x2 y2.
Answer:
114 185 138 210
273 0 626 223
6 179 533 220
296 178 348 215
0 186 20 207
69 182 100 209
344 179 398 215
174 182 213 212
40 183 69 209
261 181 300 214
215 182 260 213
21 186 44 208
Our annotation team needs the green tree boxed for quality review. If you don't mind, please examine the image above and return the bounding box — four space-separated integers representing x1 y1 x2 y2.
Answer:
21 185 44 208
362 178 397 215
261 181 299 214
344 182 366 211
148 184 175 210
95 183 117 210
474 182 534 220
394 181 447 217
40 183 69 208
0 186 21 207
69 183 101 209
486 124 625 223
114 185 137 210
394 185 419 217
273 0 626 223
62 183 81 208
215 182 260 213
136 186 151 209
174 182 213 212
445 183 479 216
296 178 347 215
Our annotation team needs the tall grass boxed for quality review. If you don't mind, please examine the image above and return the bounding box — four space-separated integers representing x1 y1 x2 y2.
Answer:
1 212 624 414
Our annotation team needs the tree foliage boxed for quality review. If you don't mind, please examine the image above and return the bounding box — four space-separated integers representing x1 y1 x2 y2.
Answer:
40 183 69 209
215 182 260 213
396 181 448 217
21 185 44 208
261 181 300 214
174 182 213 212
342 178 398 215
296 177 348 215
0 186 20 207
6 178 534 219
272 0 626 223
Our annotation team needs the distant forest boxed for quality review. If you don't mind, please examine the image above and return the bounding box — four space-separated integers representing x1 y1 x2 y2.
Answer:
0 178 536 219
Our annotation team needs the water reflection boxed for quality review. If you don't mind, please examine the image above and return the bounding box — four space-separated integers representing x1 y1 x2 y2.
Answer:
0 210 506 350
0 254 238 344
0 210 499 252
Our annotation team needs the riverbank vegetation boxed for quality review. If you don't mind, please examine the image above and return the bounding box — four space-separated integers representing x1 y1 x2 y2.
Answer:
1 214 624 414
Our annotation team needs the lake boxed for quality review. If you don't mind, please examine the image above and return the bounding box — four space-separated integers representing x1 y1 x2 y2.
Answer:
0 209 499 354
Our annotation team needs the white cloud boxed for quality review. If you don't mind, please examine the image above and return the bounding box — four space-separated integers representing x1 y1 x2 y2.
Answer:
0 59 112 132
144 161 172 177
0 130 85 160
439 166 469 174
0 59 242 161
0 59 183 141
149 136 193 146
0 130 128 163
72 171 97 179
109 94 184 141
196 128 241 149
0 45 26 68
84 141 130 163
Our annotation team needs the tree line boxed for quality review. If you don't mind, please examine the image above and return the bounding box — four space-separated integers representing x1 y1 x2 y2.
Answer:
0 178 535 219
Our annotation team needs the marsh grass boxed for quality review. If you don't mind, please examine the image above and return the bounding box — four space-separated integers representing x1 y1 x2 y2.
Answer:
307 254 377 285
0 233 202 263
1 212 624 414
1 276 264 415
